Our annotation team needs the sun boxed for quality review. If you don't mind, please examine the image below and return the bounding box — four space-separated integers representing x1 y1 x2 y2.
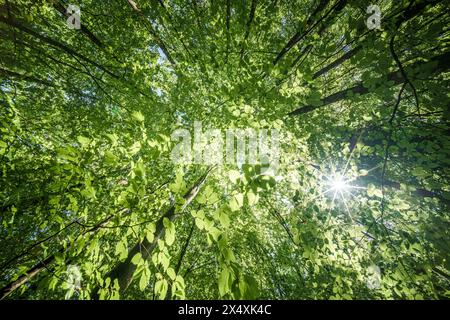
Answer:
329 174 349 192
309 168 366 223
324 172 362 204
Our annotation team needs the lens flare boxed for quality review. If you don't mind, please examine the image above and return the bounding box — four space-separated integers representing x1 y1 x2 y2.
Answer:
330 175 348 192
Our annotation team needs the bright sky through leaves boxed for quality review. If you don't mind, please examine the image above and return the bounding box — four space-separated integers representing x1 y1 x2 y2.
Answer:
0 0 449 300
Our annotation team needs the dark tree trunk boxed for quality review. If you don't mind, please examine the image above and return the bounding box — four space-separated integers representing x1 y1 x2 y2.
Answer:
94 168 213 297
289 51 450 116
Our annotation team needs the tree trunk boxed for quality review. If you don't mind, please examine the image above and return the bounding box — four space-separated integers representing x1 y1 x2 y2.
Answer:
52 1 104 48
166 222 195 299
0 215 114 300
95 167 213 297
312 0 437 79
289 51 450 116
0 16 118 79
273 0 342 65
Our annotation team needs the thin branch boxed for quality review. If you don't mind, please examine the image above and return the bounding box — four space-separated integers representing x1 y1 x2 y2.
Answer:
389 35 420 115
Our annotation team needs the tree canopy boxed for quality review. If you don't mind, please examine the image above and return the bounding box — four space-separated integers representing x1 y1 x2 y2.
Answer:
0 0 449 300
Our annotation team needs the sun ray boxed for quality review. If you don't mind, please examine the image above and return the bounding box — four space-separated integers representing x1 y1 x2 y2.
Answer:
339 189 354 223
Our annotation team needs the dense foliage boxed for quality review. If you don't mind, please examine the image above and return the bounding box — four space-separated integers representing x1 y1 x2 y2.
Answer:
0 0 449 300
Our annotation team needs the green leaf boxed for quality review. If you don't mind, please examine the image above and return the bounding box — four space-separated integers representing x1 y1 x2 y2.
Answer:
139 269 149 291
133 160 146 180
175 275 185 287
104 150 118 165
359 169 369 176
222 248 236 263
229 193 244 211
218 210 230 228
208 226 222 241
131 252 142 265
132 111 145 122
247 190 259 206
228 170 241 184
77 135 91 148
163 217 175 246
169 170 186 194
167 267 176 281
195 217 204 230
146 230 154 243
155 279 168 299
115 241 128 260
196 185 218 204
159 252 170 270
128 141 141 156
218 268 230 297
106 133 118 146
367 184 383 198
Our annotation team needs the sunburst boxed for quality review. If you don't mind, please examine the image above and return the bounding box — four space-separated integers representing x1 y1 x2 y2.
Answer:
321 171 365 222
